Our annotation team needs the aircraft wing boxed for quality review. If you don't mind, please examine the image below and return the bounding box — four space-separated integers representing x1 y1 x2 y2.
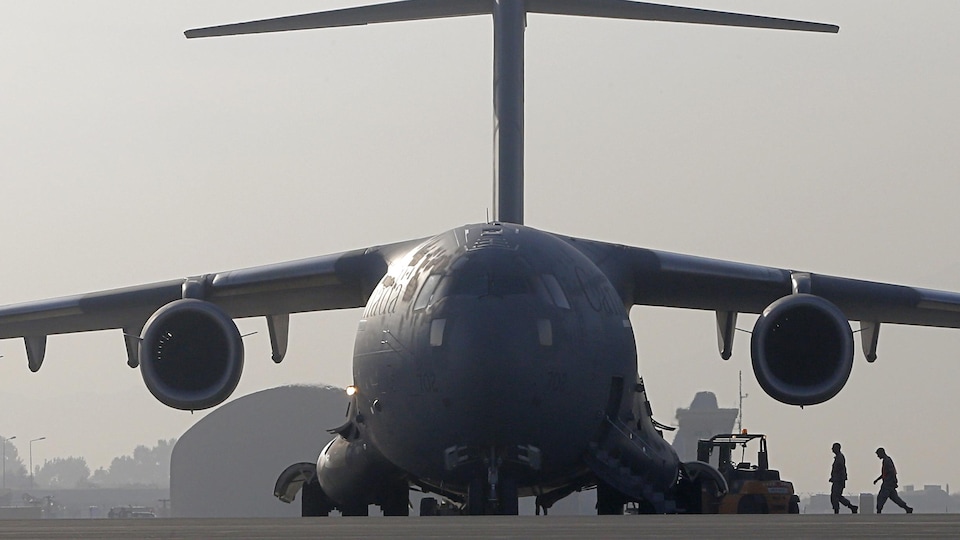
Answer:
567 237 960 329
0 238 426 370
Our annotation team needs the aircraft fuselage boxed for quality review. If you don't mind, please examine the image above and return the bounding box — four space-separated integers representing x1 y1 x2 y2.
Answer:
352 223 647 493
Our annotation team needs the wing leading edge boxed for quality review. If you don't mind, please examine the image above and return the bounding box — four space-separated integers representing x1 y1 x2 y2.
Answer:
0 238 426 371
566 236 960 361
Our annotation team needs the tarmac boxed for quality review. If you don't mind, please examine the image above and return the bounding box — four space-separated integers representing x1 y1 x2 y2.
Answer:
0 514 957 539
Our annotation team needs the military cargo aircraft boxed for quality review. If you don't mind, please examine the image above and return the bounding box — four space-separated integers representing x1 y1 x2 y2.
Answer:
3 0 958 516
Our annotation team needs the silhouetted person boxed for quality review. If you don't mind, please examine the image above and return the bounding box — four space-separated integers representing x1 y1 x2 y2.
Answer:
830 442 857 514
873 447 912 514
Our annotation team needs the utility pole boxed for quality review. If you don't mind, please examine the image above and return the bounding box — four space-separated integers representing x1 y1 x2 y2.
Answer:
2 435 15 489
29 437 46 488
737 371 749 433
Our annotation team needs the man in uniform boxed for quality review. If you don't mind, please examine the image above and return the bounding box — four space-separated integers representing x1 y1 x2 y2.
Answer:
829 442 858 514
873 447 913 514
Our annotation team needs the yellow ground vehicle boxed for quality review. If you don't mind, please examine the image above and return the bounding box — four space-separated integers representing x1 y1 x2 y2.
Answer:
696 433 800 514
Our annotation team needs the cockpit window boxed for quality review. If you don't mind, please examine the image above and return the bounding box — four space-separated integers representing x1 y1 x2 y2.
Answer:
448 270 530 297
448 270 487 296
488 274 529 296
413 274 442 311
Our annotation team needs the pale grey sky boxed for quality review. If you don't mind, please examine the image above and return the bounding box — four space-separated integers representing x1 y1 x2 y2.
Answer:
2 1 959 497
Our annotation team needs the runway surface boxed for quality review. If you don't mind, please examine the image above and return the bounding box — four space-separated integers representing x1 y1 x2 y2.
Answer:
1 514 957 539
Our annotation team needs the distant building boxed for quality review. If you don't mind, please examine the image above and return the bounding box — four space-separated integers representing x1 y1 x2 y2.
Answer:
670 392 739 462
802 485 956 514
900 485 954 513
170 384 349 518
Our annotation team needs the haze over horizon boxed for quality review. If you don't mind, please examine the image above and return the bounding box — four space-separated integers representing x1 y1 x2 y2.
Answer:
2 1 959 499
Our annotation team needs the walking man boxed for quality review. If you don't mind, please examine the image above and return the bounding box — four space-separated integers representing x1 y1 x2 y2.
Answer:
873 447 913 514
830 443 858 513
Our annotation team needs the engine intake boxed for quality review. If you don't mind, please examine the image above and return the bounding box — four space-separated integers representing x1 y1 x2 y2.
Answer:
139 299 243 411
750 294 853 406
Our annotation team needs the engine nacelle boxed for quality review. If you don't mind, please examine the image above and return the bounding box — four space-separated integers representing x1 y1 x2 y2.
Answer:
139 299 243 411
751 294 853 406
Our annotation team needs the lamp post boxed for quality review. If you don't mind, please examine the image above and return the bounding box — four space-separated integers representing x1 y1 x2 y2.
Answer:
1 435 15 489
29 437 45 488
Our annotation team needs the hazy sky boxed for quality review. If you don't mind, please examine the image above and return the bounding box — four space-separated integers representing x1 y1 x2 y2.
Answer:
2 1 959 498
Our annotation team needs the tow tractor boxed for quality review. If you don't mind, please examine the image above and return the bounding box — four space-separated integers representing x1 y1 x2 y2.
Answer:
696 432 800 514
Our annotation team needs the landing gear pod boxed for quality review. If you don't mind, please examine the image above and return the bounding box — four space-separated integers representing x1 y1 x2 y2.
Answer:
751 294 853 406
316 436 410 516
139 299 244 410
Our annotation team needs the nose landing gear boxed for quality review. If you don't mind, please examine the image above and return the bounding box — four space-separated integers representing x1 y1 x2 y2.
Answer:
464 449 519 515
465 477 519 515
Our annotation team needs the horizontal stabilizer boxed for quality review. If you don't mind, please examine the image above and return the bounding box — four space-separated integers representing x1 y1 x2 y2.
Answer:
186 0 838 39
526 0 838 33
185 0 493 38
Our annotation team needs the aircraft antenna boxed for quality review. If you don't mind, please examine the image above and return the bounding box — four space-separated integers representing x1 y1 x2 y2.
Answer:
185 0 838 226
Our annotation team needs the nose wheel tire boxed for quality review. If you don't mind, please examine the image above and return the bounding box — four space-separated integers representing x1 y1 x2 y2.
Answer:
498 478 519 515
466 478 486 515
465 477 519 515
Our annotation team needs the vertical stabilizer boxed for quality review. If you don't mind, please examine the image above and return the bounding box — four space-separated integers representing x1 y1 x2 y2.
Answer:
186 1 838 225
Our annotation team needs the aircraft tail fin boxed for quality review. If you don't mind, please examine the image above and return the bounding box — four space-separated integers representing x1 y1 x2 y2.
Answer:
184 0 837 226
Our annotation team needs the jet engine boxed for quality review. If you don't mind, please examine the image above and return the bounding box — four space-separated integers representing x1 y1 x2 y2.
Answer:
750 294 853 406
138 299 243 411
